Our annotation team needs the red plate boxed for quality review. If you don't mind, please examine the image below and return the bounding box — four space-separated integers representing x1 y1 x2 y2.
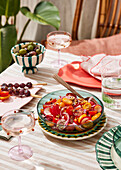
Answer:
58 61 101 88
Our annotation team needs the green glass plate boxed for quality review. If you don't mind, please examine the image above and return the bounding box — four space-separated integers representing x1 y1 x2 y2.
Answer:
38 113 107 140
96 126 118 170
37 89 104 130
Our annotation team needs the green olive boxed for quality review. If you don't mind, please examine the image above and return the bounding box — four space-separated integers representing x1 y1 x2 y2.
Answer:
29 42 34 45
19 49 27 55
27 44 34 51
15 52 20 56
22 44 28 49
36 49 41 54
29 42 35 47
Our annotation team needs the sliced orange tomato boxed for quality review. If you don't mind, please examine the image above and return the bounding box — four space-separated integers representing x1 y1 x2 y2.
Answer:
94 105 102 112
58 102 65 107
62 98 72 105
55 98 61 104
78 114 87 124
82 102 91 110
91 112 101 121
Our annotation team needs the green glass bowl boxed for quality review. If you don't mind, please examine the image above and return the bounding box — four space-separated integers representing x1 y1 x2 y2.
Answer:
113 125 121 158
37 89 104 132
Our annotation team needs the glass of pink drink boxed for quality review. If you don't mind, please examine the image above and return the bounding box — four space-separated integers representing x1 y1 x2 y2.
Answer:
47 31 72 68
1 109 35 161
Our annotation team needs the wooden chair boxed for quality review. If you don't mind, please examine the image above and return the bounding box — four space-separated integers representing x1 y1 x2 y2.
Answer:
72 0 121 40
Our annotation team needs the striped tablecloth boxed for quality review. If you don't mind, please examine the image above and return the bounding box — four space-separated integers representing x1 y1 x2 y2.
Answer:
0 49 121 170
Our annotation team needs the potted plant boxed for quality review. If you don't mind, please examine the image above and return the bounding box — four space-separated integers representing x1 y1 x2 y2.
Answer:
0 0 60 73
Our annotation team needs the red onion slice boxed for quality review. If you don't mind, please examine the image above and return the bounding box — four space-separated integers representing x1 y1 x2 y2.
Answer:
88 96 93 103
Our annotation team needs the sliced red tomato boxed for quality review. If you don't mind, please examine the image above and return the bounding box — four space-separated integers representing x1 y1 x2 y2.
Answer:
53 117 58 123
0 91 10 101
88 110 97 116
0 95 10 101
50 104 60 117
43 104 52 109
66 106 74 116
0 91 9 97
45 98 57 105
74 117 78 124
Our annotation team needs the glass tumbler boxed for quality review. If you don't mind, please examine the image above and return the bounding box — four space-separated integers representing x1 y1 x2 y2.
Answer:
101 55 121 110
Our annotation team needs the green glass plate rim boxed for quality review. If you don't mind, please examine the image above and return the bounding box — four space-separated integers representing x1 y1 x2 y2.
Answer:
38 113 106 139
37 90 104 112
95 126 119 170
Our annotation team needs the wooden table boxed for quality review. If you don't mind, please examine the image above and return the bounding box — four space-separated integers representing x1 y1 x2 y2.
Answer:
0 49 121 170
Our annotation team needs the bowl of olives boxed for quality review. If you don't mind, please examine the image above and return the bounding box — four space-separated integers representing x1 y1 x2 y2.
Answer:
11 42 46 74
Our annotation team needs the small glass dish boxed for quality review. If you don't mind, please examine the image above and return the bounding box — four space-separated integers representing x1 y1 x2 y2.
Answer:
37 90 104 133
113 125 121 158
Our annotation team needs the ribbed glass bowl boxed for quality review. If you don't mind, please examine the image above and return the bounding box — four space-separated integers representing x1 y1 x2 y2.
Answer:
11 42 46 74
37 90 104 133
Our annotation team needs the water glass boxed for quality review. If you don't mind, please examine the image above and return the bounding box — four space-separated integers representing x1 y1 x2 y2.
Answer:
101 55 121 110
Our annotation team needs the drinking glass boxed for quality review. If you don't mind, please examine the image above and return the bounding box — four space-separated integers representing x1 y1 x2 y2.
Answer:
1 109 35 161
101 55 121 110
47 31 72 68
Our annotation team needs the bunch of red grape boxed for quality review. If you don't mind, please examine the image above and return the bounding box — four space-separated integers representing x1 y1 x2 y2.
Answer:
1 82 33 97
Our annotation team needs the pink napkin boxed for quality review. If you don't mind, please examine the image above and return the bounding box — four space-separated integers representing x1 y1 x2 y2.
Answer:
80 54 121 80
0 75 42 116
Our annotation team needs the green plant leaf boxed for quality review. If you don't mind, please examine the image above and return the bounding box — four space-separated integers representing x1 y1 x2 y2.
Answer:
0 25 17 72
20 1 60 30
0 0 20 16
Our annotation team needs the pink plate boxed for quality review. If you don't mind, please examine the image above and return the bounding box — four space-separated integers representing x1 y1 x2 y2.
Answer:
0 75 42 116
58 61 101 88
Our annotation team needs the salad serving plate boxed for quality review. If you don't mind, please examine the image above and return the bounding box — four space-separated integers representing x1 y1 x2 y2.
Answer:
38 113 106 140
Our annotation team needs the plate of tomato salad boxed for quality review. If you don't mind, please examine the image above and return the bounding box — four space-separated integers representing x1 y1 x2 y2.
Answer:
37 90 105 135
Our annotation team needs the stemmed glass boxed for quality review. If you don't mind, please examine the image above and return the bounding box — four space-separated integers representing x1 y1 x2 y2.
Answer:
1 109 35 161
47 31 72 68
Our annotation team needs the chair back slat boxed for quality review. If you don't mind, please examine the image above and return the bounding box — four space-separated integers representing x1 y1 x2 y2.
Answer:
106 0 118 36
113 5 121 34
99 0 113 37
72 0 83 40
